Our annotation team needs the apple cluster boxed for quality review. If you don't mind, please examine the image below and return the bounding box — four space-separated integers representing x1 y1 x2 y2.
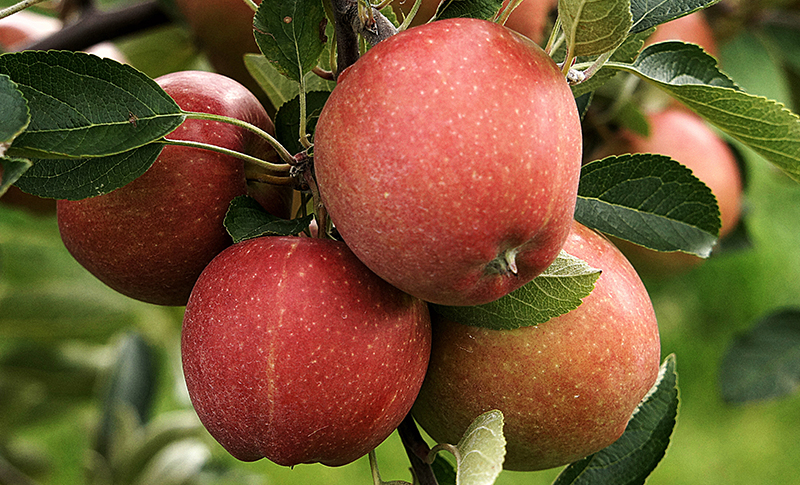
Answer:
44 7 665 474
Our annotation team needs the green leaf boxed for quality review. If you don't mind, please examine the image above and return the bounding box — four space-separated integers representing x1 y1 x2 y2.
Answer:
432 250 600 330
609 42 800 182
0 51 184 159
450 409 506 485
575 154 720 256
559 0 633 57
433 0 504 21
224 195 314 243
253 0 327 83
274 90 331 155
13 144 164 200
629 0 720 34
244 54 335 110
553 354 678 485
0 73 28 149
719 308 800 404
0 157 32 197
431 455 458 485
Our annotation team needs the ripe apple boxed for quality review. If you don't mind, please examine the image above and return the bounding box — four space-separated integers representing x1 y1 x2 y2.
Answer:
181 236 432 467
645 10 717 58
411 220 662 471
313 18 582 306
173 0 265 105
57 70 291 306
393 0 557 44
592 108 743 275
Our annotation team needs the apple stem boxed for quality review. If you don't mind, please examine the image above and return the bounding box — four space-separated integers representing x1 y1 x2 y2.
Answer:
427 443 461 465
397 414 441 485
0 0 48 21
240 0 259 13
158 138 293 176
368 450 413 485
182 111 298 166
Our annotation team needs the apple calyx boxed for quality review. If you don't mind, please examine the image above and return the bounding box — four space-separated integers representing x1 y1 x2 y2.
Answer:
486 247 520 276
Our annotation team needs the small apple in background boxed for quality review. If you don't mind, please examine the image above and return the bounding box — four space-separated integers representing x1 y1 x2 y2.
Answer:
592 108 744 276
412 220 662 471
644 9 718 58
314 18 582 306
181 236 432 467
57 70 291 306
173 0 267 108
393 0 557 44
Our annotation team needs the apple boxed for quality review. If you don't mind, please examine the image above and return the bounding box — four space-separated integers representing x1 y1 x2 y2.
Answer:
411 220 662 471
394 0 557 44
181 236 432 467
592 108 743 275
57 70 291 306
313 18 582 306
173 0 266 106
645 10 717 58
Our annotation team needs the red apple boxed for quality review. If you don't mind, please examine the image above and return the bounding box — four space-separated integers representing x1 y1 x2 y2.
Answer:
57 70 291 306
394 0 557 44
412 220 662 471
313 18 582 306
181 236 432 467
592 108 743 275
645 10 717 58
173 0 266 105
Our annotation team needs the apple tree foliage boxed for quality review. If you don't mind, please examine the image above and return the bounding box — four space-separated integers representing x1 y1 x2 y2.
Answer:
2 0 800 483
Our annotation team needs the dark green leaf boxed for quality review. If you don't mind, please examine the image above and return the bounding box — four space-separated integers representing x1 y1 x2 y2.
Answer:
431 455 457 485
0 157 32 197
609 42 800 182
253 0 327 83
629 0 720 34
14 143 163 200
0 73 28 147
576 154 720 256
433 0 504 21
554 354 678 485
719 309 800 404
0 51 184 159
570 28 653 98
559 0 633 57
275 90 331 155
245 54 335 110
432 250 600 330
224 195 314 242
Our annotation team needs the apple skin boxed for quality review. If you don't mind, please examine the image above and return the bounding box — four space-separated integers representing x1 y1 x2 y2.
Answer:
645 10 717 58
181 236 432 467
57 70 291 306
592 108 743 276
173 0 265 105
411 220 661 471
314 18 582 307
394 0 557 44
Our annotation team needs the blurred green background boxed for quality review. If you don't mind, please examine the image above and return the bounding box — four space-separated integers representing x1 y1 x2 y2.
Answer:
3 0 800 484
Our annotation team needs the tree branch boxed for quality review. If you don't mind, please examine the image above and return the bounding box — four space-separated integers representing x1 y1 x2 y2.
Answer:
397 414 439 485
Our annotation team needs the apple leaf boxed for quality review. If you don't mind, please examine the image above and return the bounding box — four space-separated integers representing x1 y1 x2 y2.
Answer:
553 354 678 485
558 0 633 57
13 144 164 200
224 195 315 242
0 157 32 197
570 27 653 98
430 409 505 485
253 0 327 84
433 0 504 21
607 42 800 183
244 54 335 111
575 154 720 256
719 308 800 404
274 90 331 155
431 455 458 485
0 51 184 159
0 73 28 151
629 0 720 34
431 250 600 330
